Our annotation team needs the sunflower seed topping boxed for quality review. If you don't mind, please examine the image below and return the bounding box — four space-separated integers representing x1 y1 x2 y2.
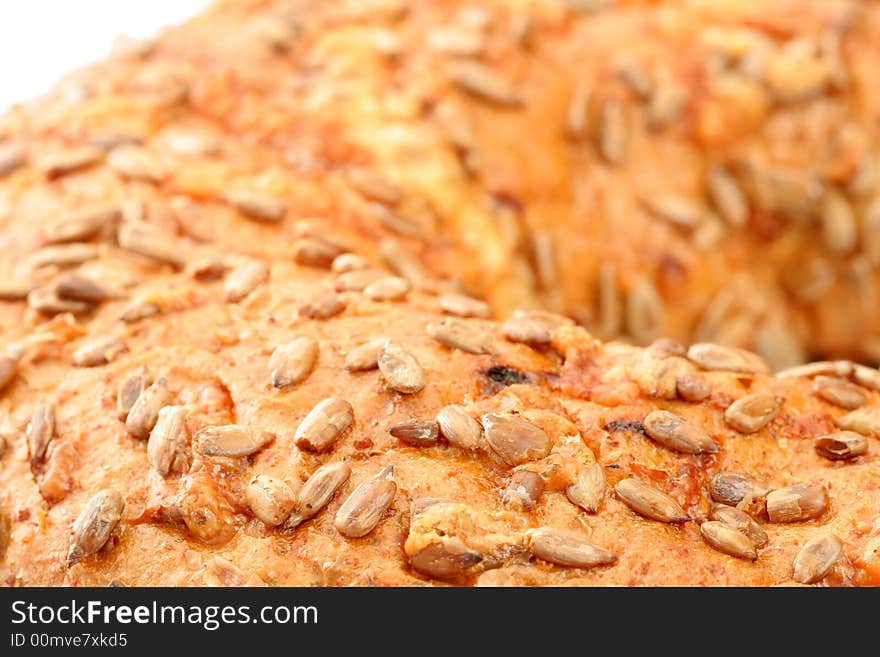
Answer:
643 410 720 454
448 60 521 107
426 318 493 354
0 357 17 394
27 404 55 467
55 273 121 302
295 398 354 452
224 190 285 222
408 539 484 580
125 377 172 439
378 341 425 394
284 461 351 530
44 206 120 243
116 370 151 421
503 470 544 508
436 405 483 450
27 243 99 269
834 407 880 437
700 521 757 560
107 146 165 182
766 484 828 523
344 338 386 372
793 533 842 584
147 405 189 477
707 164 748 227
481 414 551 466
292 237 345 269
724 393 782 433
331 253 369 274
813 376 866 409
66 490 124 567
598 99 627 165
687 343 769 374
43 147 103 179
389 419 439 446
72 335 127 367
197 424 274 457
335 465 397 538
117 223 185 268
526 527 617 568
438 293 491 318
614 478 688 523
709 472 769 506
27 286 93 315
565 462 606 513
225 259 269 302
269 336 319 388
245 475 295 527
709 504 768 547
364 276 410 302
0 142 26 176
814 431 868 461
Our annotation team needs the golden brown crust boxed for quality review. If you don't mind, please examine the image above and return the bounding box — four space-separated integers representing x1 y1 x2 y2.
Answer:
1 0 880 587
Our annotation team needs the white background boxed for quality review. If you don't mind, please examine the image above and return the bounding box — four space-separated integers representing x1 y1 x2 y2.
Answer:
0 0 211 111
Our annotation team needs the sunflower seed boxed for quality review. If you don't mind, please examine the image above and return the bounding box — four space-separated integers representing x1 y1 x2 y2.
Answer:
709 472 769 506
225 259 269 302
834 407 880 437
371 204 424 238
776 360 853 379
598 99 626 165
617 59 653 99
119 299 160 322
346 168 401 205
378 341 425 394
646 72 686 129
197 424 274 457
72 335 126 367
626 277 665 344
676 372 712 402
707 164 749 227
164 130 220 157
389 419 439 446
448 60 521 107
27 404 55 467
503 470 544 508
436 405 483 450
0 279 32 300
270 336 319 389
426 318 493 354
481 414 551 466
724 393 782 433
820 191 856 254
147 405 189 477
615 478 688 523
766 484 828 523
379 239 431 286
295 398 354 452
814 431 868 461
335 268 388 292
565 463 605 513
643 410 720 454
292 237 345 268
116 370 151 421
331 253 369 274
852 364 880 392
299 294 346 320
439 293 491 319
27 286 92 315
284 461 351 530
502 309 571 345
408 539 483 580
597 263 622 336
43 147 103 179
107 146 165 182
709 504 768 547
335 465 396 538
125 377 172 439
526 527 617 568
245 475 295 527
117 223 185 268
203 556 266 587
44 206 120 243
0 142 26 176
27 243 99 269
643 194 704 229
344 338 385 371
0 357 17 393
565 76 592 139
55 273 120 302
66 490 124 567
364 276 410 302
700 521 757 560
793 533 842 584
686 342 769 374
813 376 866 409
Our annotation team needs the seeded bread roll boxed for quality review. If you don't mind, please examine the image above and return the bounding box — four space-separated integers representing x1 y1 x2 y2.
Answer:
1 0 880 587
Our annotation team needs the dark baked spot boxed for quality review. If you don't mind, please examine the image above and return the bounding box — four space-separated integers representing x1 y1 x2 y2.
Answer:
483 365 531 386
602 419 646 436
